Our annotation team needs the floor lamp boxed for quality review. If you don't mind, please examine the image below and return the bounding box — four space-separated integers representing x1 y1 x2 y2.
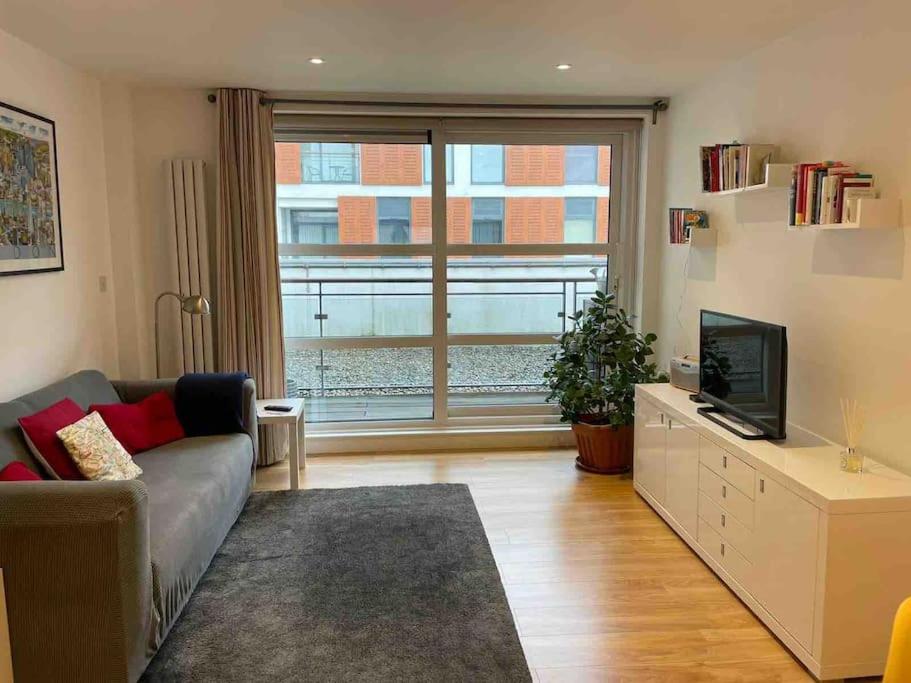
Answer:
155 292 211 378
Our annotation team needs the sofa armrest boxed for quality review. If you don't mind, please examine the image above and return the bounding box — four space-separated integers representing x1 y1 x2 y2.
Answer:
0 480 156 682
112 378 259 465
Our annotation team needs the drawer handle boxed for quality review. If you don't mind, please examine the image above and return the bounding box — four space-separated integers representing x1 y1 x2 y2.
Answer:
722 485 727 499
720 542 725 557
759 478 765 494
721 513 726 527
723 455 728 468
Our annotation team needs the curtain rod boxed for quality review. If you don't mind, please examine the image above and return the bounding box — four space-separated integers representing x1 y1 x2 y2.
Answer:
206 94 669 124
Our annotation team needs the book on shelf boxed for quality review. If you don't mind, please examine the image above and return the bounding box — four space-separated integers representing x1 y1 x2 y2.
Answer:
669 208 709 245
700 143 777 192
788 162 877 226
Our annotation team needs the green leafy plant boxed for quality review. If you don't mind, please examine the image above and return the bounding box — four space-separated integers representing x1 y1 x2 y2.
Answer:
544 290 667 427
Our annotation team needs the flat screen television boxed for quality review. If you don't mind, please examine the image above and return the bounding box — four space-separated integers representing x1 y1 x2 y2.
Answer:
698 310 787 440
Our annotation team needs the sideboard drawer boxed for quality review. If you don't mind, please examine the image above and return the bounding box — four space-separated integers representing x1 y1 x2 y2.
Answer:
700 438 755 499
699 464 754 528
698 517 754 590
698 491 753 559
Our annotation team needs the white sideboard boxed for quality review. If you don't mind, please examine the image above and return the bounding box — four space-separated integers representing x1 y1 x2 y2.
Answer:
634 383 911 681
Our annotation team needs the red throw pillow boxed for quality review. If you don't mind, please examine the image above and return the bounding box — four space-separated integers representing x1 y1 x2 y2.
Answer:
90 391 185 455
18 398 87 480
0 461 42 481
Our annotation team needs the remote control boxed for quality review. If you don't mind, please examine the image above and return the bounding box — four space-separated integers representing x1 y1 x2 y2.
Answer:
264 404 293 412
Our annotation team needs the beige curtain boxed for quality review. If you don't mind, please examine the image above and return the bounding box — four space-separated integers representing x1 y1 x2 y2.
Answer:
214 88 288 466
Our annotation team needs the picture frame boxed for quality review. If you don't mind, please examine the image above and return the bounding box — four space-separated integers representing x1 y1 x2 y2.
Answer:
0 100 63 276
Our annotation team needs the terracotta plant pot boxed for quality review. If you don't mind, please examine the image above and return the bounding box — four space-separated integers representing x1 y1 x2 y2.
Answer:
571 421 634 474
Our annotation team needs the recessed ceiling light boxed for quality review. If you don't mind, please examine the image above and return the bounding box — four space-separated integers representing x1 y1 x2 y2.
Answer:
555 63 572 71
309 57 325 65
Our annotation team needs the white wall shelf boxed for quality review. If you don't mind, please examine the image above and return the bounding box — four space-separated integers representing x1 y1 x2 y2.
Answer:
702 163 792 196
787 198 903 232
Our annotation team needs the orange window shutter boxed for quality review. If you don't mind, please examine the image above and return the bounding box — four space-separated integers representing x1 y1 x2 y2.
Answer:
528 148 546 185
339 197 377 244
598 146 612 186
274 143 301 184
544 146 565 185
542 198 564 243
597 197 610 242
401 146 422 185
505 198 528 243
361 144 382 185
505 146 526 186
447 198 471 244
412 197 432 244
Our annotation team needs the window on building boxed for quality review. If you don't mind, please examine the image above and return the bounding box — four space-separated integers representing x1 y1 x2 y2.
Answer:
471 198 505 243
564 197 597 243
301 142 359 183
423 144 454 184
470 145 504 184
565 145 598 184
377 197 412 244
288 208 339 244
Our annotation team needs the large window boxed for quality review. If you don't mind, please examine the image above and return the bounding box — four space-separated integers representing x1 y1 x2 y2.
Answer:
377 197 412 244
471 198 504 244
275 119 636 426
301 142 359 183
470 145 504 184
565 145 598 184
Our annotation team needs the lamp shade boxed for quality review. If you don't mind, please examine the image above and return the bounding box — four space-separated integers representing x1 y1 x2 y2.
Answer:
180 295 211 315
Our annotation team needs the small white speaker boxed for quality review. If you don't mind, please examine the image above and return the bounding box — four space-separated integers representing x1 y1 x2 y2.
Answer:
670 355 700 393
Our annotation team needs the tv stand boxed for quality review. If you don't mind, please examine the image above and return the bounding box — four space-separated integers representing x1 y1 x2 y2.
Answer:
697 405 769 440
634 382 911 681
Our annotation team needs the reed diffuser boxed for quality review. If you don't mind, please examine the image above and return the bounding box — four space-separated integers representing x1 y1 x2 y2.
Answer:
839 398 866 473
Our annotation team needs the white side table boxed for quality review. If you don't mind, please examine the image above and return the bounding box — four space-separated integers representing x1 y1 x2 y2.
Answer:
256 398 306 490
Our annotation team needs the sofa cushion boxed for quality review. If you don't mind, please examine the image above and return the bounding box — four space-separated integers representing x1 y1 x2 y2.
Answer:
134 433 254 642
90 392 185 455
0 370 120 472
19 399 87 480
56 412 143 481
0 461 42 481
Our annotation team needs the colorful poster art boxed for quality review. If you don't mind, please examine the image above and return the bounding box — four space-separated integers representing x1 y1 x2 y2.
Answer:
0 101 62 276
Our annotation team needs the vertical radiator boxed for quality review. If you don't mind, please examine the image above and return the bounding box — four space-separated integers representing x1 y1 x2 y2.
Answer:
164 159 214 373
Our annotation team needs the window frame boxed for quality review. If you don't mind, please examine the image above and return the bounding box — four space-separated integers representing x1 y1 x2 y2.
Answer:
423 144 454 184
300 142 360 184
274 114 642 433
376 197 413 244
469 144 505 185
288 207 340 245
563 197 597 244
564 144 599 185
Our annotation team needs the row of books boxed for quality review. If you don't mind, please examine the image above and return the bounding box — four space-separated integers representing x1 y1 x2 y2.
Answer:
669 209 709 245
700 143 776 192
788 162 876 226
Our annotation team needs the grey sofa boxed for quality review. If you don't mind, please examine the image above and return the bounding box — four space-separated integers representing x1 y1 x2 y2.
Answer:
0 370 258 682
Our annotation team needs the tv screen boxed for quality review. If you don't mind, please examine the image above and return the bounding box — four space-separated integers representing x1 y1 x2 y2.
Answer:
699 310 787 439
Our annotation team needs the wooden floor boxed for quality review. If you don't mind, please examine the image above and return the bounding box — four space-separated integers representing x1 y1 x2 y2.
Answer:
255 448 819 682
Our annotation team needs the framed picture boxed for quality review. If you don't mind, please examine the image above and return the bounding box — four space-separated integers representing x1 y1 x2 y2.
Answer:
0 100 63 276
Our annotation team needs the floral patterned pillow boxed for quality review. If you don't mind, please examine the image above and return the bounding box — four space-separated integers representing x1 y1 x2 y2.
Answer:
56 412 143 481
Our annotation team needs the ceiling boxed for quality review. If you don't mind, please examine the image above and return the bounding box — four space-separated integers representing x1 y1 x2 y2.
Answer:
0 0 843 96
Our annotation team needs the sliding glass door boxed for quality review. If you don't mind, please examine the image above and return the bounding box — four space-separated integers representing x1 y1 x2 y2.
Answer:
274 116 640 427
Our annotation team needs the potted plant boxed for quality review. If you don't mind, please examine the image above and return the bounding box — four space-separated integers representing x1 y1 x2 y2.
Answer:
544 290 667 474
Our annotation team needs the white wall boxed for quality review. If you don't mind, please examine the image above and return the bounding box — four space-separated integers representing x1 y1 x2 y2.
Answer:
657 1 911 470
100 85 216 378
0 28 118 399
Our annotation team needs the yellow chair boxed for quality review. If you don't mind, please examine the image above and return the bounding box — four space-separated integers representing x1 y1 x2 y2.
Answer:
884 597 911 682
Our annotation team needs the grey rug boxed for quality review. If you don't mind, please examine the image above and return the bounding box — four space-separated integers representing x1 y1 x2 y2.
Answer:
142 484 530 682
